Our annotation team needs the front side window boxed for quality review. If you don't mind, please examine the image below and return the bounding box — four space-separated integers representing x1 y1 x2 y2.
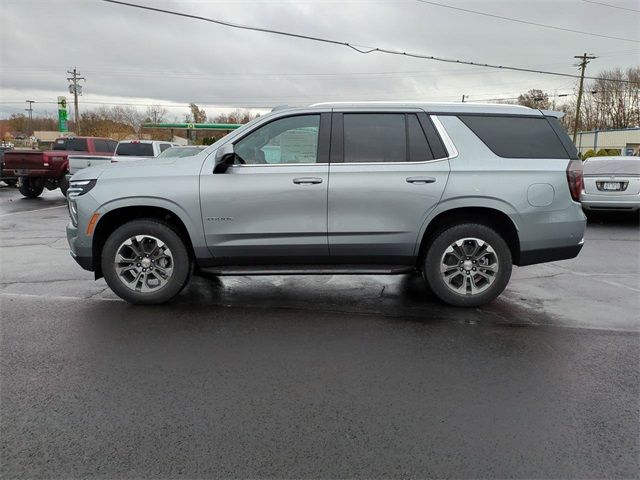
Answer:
235 115 320 165
343 114 406 163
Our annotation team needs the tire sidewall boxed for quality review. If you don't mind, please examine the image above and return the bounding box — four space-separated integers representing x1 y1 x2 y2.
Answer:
424 223 512 307
59 176 69 197
18 178 44 198
101 219 191 304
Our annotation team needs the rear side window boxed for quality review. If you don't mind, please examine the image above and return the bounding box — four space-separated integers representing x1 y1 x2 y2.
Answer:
52 138 88 151
107 140 118 152
159 143 172 152
343 114 406 163
408 114 434 162
94 139 111 153
116 142 154 156
459 115 570 159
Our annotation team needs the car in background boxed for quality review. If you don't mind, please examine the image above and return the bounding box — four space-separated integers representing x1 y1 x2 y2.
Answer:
111 140 178 163
0 143 17 186
157 146 207 158
68 140 178 176
581 156 640 213
3 136 116 198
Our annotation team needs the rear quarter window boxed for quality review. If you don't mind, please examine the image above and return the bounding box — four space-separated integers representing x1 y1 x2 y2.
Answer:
115 143 155 156
458 115 571 159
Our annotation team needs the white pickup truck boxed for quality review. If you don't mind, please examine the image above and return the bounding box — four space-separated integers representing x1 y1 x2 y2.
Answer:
68 140 178 175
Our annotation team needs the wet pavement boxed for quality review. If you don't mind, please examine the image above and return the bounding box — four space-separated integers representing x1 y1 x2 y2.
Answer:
1 186 639 478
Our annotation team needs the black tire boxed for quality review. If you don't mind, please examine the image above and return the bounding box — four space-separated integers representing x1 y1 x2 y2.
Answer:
60 176 69 197
423 223 512 307
101 219 192 305
18 178 44 198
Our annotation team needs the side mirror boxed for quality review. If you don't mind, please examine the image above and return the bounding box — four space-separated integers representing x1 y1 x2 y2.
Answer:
213 143 235 173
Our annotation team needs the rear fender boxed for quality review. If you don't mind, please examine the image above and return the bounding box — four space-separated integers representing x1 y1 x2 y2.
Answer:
413 196 522 256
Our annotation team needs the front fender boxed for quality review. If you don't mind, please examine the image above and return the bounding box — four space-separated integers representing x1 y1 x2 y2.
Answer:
97 196 200 237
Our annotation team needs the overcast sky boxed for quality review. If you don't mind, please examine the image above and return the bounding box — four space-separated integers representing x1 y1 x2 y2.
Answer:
1 0 638 120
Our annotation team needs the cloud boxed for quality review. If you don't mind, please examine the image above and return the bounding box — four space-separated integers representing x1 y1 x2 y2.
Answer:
1 0 638 118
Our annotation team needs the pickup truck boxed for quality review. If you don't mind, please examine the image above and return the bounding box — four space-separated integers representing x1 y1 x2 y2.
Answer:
0 145 17 186
68 140 177 176
4 137 117 198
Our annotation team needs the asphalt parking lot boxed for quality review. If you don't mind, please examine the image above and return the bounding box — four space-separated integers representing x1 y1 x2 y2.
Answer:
1 186 638 478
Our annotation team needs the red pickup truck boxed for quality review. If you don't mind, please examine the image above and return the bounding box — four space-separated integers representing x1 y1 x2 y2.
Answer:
4 136 117 198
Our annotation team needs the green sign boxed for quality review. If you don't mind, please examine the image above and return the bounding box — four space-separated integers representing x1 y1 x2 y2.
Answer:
57 96 68 132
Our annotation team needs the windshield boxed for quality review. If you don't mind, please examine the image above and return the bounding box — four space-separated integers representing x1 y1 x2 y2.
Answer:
115 142 154 156
157 147 205 158
52 138 88 151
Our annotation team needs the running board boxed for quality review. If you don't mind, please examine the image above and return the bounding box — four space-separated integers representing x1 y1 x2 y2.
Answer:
196 265 416 276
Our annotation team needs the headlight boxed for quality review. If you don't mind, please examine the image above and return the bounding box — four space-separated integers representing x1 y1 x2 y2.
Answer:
68 197 78 226
67 179 97 199
67 179 96 227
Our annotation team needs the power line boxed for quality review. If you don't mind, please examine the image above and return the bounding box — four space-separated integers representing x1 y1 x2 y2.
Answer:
580 0 640 13
415 0 639 43
101 0 637 84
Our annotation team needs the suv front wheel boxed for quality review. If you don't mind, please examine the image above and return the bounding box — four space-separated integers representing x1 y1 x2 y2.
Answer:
423 223 512 307
101 219 192 304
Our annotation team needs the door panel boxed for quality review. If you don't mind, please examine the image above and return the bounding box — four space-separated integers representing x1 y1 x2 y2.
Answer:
200 113 330 264
328 162 449 261
328 112 450 263
200 164 329 262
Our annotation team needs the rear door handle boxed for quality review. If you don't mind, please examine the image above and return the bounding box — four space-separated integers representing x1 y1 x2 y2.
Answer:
293 177 323 185
406 176 436 184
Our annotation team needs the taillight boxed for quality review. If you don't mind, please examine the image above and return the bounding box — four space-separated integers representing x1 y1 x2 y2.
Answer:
566 159 584 202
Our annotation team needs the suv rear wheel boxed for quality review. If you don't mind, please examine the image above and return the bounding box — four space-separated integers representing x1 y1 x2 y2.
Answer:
423 223 512 307
101 219 192 304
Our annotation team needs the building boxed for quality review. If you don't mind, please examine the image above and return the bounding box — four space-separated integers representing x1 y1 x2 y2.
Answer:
575 127 640 156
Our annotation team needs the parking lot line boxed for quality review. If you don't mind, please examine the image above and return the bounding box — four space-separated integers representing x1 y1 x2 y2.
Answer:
0 205 67 217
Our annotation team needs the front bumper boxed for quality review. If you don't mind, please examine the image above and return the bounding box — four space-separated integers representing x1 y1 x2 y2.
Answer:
66 221 94 272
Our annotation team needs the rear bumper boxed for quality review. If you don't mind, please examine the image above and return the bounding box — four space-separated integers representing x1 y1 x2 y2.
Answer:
518 241 584 266
11 168 60 178
580 193 640 211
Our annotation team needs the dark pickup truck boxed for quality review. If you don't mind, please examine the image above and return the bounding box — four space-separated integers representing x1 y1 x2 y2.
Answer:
4 136 117 198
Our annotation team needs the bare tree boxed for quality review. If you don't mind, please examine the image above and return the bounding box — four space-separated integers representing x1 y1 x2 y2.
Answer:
563 67 640 132
517 89 551 110
144 105 168 124
187 103 207 123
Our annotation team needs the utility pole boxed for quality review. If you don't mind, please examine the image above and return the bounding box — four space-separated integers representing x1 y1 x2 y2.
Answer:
572 53 597 143
25 100 35 136
67 67 86 135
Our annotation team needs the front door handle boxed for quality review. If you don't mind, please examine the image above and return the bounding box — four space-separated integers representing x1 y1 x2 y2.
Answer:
406 176 436 184
293 177 323 185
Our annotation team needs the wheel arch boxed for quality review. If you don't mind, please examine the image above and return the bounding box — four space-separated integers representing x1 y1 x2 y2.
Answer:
92 202 198 279
416 202 521 265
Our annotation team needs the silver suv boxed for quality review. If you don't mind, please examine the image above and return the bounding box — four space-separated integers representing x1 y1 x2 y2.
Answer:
67 102 586 307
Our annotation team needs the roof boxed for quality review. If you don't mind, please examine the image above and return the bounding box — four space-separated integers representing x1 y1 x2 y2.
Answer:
308 101 541 116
